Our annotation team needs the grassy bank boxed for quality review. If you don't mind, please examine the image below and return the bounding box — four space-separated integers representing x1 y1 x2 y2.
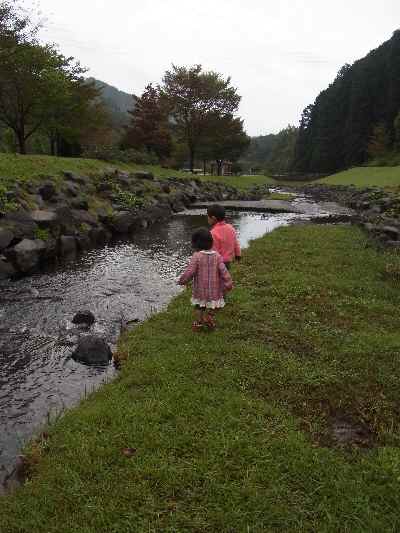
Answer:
0 153 192 186
1 224 400 531
318 165 400 188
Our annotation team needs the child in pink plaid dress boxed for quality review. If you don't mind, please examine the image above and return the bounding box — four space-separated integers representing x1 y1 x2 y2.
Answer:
178 228 233 331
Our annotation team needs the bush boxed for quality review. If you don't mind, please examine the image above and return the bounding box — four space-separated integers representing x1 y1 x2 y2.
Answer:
0 185 18 213
82 146 159 165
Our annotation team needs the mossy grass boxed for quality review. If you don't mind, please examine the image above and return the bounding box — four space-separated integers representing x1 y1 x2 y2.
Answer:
1 224 400 531
319 165 400 188
0 153 192 187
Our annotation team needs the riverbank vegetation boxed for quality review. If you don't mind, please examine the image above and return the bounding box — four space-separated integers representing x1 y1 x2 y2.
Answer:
318 165 400 188
1 224 400 531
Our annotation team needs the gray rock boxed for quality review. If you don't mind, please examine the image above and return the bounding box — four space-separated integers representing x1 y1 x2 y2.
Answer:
12 239 46 273
382 226 400 240
38 182 57 201
72 335 112 365
59 236 77 257
0 255 16 279
30 210 59 229
134 171 154 180
2 211 37 239
71 210 98 226
88 227 112 245
76 235 92 251
0 228 14 250
62 171 87 185
70 197 89 210
63 182 80 197
110 211 137 233
72 310 96 326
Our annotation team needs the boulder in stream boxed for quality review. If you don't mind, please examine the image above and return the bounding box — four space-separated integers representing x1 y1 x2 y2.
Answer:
72 310 96 326
72 335 112 365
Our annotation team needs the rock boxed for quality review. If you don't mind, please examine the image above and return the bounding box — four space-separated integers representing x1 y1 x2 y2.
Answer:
54 207 77 235
59 236 77 257
30 210 59 229
62 171 87 185
72 310 96 326
110 211 137 234
134 171 154 180
71 210 97 226
2 211 37 239
63 182 80 197
75 235 92 251
72 335 112 365
382 226 400 240
38 182 57 201
11 238 46 273
0 255 16 279
96 181 113 193
0 228 14 250
71 197 89 210
88 227 111 245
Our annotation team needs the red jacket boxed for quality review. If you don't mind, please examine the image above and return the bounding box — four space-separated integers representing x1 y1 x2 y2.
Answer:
211 221 241 263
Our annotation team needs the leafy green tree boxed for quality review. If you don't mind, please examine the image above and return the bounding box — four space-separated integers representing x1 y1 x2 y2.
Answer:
0 40 86 153
122 83 172 161
161 64 241 171
199 113 249 175
367 123 391 159
394 111 400 150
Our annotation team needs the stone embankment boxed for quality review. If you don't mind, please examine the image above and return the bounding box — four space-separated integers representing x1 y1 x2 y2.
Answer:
0 170 257 279
251 182 400 247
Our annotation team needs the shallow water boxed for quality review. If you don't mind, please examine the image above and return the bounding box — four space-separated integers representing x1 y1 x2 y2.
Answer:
0 209 306 484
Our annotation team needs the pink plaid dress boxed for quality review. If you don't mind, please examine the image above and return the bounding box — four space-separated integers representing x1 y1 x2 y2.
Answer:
178 251 233 308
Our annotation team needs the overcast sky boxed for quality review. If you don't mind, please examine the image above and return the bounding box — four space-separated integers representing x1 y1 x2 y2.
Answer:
26 0 400 136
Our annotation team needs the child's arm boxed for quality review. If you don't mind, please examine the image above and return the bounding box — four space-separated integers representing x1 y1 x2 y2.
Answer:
234 230 241 261
218 257 233 293
178 254 198 285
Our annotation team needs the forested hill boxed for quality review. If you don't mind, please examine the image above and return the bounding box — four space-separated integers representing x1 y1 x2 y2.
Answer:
294 30 400 173
87 78 136 127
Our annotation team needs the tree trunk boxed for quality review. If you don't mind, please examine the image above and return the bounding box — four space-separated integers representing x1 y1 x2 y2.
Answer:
216 159 223 176
189 145 195 173
203 159 207 175
17 132 26 154
50 135 56 156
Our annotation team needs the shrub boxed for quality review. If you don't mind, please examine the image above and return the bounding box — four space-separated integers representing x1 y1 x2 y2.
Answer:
82 146 159 165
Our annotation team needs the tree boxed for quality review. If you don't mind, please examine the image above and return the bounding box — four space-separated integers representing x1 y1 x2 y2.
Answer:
161 64 241 171
394 111 400 150
123 84 172 160
367 123 391 159
0 40 87 153
199 113 250 175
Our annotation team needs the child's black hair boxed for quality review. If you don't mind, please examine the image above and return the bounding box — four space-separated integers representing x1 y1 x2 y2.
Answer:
192 227 213 251
207 204 226 222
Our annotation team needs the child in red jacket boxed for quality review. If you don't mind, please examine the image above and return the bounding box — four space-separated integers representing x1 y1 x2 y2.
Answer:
207 205 241 270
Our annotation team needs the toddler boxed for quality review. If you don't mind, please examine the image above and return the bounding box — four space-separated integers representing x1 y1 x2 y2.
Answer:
207 204 241 270
178 228 233 331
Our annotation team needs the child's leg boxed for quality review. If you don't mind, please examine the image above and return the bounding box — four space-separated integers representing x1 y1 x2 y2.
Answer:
192 306 206 331
203 309 217 329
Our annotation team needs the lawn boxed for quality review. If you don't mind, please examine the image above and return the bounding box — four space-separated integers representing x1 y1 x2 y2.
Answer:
0 153 192 186
318 165 400 188
1 224 400 532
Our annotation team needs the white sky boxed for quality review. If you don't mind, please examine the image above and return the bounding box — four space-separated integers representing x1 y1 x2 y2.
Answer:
25 0 400 136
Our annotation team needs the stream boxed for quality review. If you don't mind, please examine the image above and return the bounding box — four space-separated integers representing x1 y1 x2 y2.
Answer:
0 199 344 487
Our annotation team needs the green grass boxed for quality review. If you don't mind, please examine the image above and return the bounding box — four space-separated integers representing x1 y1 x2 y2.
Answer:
318 165 400 188
2 225 400 531
201 174 277 190
0 153 192 186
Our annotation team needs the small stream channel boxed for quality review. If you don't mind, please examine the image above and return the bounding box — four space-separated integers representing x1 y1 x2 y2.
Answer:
0 197 346 488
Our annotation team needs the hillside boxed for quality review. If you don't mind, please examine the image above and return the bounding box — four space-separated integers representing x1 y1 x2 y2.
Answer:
87 77 136 127
294 30 400 173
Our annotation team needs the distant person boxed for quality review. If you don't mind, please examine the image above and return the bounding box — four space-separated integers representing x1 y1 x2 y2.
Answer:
178 228 233 331
207 204 241 270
